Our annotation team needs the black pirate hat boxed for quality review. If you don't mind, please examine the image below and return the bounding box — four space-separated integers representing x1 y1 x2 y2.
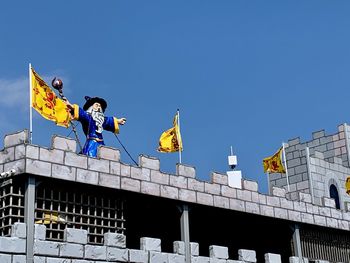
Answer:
83 96 107 112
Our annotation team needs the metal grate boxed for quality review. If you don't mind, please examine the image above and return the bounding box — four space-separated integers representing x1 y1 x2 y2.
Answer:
300 226 350 263
0 178 25 236
35 179 126 244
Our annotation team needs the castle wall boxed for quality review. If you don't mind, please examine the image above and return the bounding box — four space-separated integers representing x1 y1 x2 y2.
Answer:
1 130 350 262
0 130 350 232
0 222 314 263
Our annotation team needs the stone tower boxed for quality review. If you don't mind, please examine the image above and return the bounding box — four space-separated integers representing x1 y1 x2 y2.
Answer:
269 123 350 209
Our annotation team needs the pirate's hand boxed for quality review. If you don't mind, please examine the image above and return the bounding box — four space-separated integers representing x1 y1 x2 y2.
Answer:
118 118 127 125
63 99 73 110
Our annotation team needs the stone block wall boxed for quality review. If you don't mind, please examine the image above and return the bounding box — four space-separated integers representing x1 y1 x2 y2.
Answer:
308 152 350 208
269 124 350 206
0 223 331 263
1 129 350 232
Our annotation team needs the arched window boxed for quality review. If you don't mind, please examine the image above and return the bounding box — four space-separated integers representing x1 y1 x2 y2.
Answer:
329 184 340 209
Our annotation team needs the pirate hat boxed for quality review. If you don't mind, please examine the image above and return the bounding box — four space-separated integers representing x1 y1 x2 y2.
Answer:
83 96 107 112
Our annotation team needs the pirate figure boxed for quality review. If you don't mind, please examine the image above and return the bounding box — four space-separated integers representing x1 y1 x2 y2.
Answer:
65 96 126 157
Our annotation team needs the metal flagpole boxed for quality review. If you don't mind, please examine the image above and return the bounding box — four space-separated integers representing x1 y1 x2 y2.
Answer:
177 109 182 164
267 172 271 195
29 63 33 143
282 142 290 192
305 147 315 203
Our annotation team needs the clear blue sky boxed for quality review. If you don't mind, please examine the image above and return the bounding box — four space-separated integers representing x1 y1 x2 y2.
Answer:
1 1 350 193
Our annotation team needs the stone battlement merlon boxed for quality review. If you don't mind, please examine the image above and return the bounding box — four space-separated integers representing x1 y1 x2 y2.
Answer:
1 130 350 232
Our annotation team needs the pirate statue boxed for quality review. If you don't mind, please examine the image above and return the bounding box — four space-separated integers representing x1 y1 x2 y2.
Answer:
65 96 126 157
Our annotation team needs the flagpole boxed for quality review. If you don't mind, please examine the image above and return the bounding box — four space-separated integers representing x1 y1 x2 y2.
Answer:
282 142 290 192
177 109 182 164
266 172 271 195
29 63 33 143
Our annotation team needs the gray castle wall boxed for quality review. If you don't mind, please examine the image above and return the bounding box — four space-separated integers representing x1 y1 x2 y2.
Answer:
1 129 350 231
269 123 350 207
0 222 316 263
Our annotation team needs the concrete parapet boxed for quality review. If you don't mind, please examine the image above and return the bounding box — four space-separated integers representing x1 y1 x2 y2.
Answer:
264 253 281 263
0 254 11 263
2 223 350 263
59 242 84 258
33 240 60 256
2 129 350 233
209 245 228 259
191 242 199 256
104 232 126 248
289 257 309 263
173 241 199 256
271 187 286 198
98 145 121 161
298 193 312 203
322 197 336 209
288 137 300 147
139 155 160 170
0 147 15 165
242 180 258 192
85 244 107 260
34 224 46 241
130 249 149 263
4 130 29 148
192 256 210 263
64 228 88 244
211 172 228 185
0 236 26 253
168 253 186 263
345 202 350 212
149 251 167 263
107 247 129 261
176 164 196 178
312 130 325 140
12 255 26 263
173 241 184 255
140 237 161 252
11 223 26 239
238 249 256 262
52 135 77 152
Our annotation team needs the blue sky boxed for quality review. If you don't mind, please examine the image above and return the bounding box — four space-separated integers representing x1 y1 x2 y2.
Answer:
1 1 350 193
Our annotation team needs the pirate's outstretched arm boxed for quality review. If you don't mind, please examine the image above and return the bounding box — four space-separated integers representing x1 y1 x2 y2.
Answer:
103 116 126 134
64 100 89 123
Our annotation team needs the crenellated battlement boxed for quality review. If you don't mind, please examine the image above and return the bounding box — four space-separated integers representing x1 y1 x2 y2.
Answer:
1 129 350 233
286 124 349 166
0 222 314 263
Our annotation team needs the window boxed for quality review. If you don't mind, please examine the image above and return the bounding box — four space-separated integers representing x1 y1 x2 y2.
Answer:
329 184 340 209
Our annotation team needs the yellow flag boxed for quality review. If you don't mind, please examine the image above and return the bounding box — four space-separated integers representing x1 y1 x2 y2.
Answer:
263 147 286 173
35 212 67 224
31 67 70 127
158 113 183 153
346 177 350 195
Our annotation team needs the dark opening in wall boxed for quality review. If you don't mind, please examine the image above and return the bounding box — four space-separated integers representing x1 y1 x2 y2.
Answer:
189 204 294 262
124 191 182 252
329 184 340 209
124 193 295 261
